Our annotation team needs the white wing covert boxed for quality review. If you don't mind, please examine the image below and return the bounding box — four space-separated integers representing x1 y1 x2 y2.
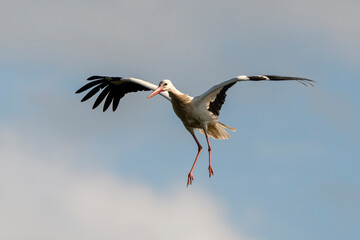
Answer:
195 75 315 117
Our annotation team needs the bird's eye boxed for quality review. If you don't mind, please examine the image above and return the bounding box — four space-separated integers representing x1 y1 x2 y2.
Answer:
164 83 168 86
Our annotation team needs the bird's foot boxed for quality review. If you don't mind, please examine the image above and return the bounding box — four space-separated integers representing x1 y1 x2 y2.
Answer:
208 165 214 177
187 172 194 187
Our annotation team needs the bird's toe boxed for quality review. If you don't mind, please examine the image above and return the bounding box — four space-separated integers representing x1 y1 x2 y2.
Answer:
187 172 194 187
208 165 214 177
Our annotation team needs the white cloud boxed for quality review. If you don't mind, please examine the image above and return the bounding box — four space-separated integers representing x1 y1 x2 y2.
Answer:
2 0 360 67
0 0 215 69
0 129 252 240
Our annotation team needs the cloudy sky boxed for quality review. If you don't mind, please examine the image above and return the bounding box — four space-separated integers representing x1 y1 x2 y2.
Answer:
1 0 359 239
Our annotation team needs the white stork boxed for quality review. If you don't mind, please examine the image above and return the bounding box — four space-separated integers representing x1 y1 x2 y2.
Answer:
76 75 314 186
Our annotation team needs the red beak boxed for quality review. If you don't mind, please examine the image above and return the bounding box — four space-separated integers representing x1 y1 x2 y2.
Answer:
147 86 163 99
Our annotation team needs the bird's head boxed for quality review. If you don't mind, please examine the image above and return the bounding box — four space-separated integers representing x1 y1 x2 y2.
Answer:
147 79 174 99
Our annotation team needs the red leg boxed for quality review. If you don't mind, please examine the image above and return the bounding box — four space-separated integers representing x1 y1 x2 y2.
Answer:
187 132 202 187
205 133 214 177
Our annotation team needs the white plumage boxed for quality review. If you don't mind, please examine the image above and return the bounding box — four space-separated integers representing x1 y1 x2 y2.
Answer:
76 74 314 186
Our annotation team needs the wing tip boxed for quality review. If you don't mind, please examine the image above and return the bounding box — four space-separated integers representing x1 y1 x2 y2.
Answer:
87 75 123 82
87 75 105 81
243 75 316 87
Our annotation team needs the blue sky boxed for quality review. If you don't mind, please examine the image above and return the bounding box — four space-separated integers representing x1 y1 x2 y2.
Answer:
1 0 359 239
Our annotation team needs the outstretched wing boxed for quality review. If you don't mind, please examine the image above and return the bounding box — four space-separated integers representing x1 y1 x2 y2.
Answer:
196 75 315 116
76 75 170 112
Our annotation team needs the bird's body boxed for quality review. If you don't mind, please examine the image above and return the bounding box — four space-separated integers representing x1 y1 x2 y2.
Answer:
165 82 235 140
76 74 314 186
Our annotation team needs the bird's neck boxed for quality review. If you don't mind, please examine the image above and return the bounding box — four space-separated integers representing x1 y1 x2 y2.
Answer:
168 88 192 104
167 86 183 97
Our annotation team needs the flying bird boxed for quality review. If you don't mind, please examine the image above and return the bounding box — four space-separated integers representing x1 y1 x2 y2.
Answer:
76 75 314 186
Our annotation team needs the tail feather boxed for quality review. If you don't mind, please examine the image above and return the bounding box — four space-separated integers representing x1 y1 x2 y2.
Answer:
197 122 236 140
218 122 236 132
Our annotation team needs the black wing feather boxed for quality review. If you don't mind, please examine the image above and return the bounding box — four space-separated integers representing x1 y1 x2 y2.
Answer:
248 75 315 87
208 82 236 116
112 93 122 111
80 82 107 102
103 90 114 112
92 85 111 109
76 80 105 94
76 76 151 112
87 75 105 81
